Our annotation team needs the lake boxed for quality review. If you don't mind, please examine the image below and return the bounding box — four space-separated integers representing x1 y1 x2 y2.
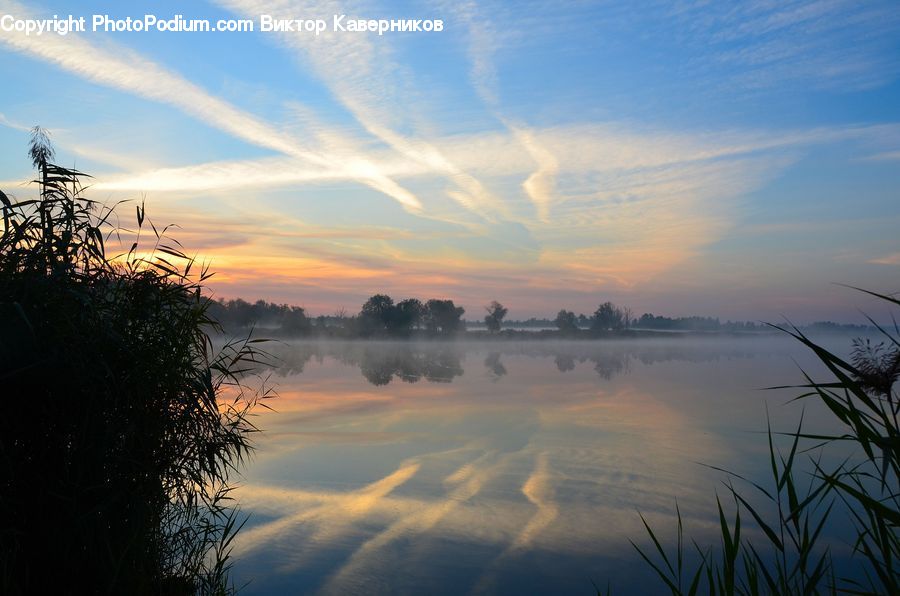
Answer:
229 336 859 594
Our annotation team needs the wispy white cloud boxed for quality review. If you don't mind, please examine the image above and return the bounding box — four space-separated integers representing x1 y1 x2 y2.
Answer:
92 121 888 192
2 0 895 319
216 0 511 221
0 112 30 132
674 0 900 90
0 0 424 212
439 0 563 221
85 118 895 295
509 125 558 222
439 0 502 106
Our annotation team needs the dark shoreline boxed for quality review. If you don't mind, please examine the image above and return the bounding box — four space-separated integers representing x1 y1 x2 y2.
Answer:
217 327 873 342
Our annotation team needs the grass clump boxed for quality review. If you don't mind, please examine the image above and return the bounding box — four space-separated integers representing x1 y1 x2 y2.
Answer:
626 289 899 595
0 128 271 594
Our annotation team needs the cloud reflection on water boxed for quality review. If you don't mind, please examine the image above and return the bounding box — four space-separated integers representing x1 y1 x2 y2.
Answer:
231 338 815 594
235 340 844 594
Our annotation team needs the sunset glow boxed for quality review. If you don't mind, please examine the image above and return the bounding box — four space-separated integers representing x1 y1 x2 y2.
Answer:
1 0 898 321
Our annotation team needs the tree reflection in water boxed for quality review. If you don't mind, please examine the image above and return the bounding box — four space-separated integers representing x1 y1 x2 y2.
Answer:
255 340 758 385
484 352 508 380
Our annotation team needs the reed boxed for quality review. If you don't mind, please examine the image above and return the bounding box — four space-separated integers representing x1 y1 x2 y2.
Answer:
0 128 272 594
624 289 899 594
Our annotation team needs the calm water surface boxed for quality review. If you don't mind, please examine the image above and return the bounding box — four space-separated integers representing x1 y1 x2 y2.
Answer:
230 337 855 594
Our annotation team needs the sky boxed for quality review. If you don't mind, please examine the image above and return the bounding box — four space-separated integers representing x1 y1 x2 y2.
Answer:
0 0 898 322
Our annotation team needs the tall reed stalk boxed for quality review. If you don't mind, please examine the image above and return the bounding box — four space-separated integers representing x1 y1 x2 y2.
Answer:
625 290 899 595
0 128 271 594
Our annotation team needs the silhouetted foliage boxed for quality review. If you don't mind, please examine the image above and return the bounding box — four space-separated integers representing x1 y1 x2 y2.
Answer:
0 129 268 594
477 316 556 328
358 293 395 336
355 294 425 336
484 300 508 333
208 297 311 335
392 298 425 336
202 295 870 339
627 288 900 595
636 313 725 331
591 301 627 332
424 298 466 335
555 309 579 335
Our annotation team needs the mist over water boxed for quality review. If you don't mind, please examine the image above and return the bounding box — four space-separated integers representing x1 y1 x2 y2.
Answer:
230 336 860 594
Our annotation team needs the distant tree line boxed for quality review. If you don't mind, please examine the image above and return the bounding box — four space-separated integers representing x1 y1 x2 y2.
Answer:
355 294 465 337
208 296 875 338
208 298 312 335
634 313 757 332
552 301 633 335
633 315 873 334
209 294 467 338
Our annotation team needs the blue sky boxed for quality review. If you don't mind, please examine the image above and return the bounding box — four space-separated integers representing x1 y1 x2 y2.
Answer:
1 0 899 321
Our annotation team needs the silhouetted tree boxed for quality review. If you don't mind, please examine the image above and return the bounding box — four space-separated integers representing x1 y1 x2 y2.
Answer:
282 305 312 334
390 298 424 336
361 293 394 321
359 293 394 335
554 309 579 334
636 313 723 331
484 300 508 333
424 299 465 334
591 301 626 332
357 295 425 336
208 298 311 335
225 297 254 328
